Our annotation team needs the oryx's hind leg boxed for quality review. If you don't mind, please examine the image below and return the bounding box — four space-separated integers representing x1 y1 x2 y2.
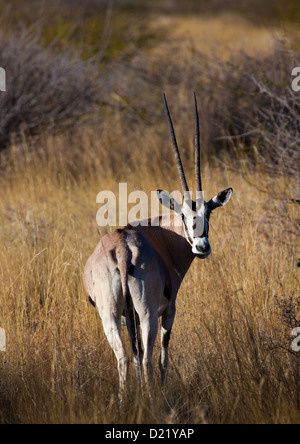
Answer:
128 282 161 394
100 311 129 402
124 293 143 384
92 267 129 403
126 232 167 395
159 305 175 390
127 319 143 383
141 315 159 389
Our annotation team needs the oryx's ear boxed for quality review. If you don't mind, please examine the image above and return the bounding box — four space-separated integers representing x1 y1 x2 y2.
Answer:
157 190 182 214
207 188 233 211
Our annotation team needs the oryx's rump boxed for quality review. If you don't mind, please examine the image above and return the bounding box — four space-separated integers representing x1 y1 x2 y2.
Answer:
83 228 170 318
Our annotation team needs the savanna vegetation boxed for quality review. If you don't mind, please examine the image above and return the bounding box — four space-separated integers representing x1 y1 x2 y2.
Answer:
0 0 299 424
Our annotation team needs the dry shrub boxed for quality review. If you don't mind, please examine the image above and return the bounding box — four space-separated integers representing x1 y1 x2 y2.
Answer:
217 42 300 175
0 28 100 150
96 37 300 175
0 7 299 176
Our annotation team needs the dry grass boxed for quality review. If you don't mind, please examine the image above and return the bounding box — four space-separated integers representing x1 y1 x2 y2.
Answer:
153 13 275 59
0 0 299 425
0 124 299 424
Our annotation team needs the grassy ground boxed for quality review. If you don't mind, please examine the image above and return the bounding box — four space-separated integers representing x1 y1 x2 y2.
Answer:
0 0 299 424
0 128 299 424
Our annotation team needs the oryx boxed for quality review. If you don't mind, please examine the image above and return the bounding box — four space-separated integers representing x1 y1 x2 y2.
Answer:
83 93 233 399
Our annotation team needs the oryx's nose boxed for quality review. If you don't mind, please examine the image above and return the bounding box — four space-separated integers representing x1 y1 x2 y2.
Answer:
196 243 210 253
195 238 210 254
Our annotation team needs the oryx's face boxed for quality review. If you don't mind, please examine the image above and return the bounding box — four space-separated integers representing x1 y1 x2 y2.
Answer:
157 188 233 259
181 198 211 258
161 92 233 258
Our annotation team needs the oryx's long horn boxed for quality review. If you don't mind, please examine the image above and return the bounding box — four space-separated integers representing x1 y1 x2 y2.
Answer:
194 92 202 192
163 93 189 193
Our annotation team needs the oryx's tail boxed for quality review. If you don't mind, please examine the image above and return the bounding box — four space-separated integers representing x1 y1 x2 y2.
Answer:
116 231 142 361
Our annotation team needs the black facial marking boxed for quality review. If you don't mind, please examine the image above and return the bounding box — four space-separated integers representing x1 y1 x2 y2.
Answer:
181 214 194 245
89 296 96 308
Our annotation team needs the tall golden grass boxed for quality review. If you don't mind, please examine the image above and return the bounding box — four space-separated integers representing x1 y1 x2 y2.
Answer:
0 0 299 425
0 120 299 423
